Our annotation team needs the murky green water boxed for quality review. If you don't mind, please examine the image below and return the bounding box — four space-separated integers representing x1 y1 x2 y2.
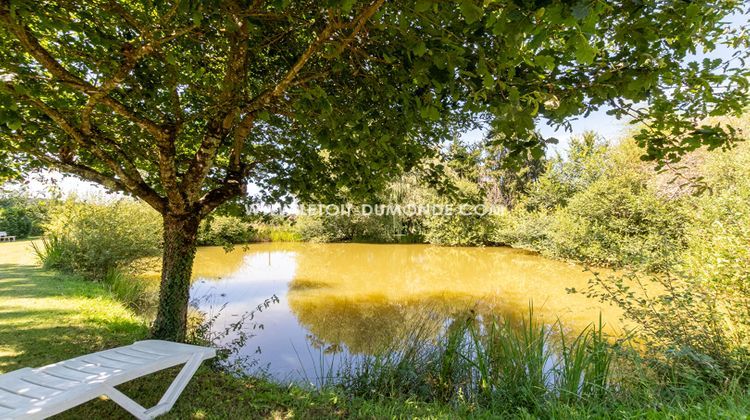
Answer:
189 243 620 382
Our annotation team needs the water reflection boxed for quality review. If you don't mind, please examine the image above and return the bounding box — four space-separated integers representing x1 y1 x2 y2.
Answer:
189 243 619 382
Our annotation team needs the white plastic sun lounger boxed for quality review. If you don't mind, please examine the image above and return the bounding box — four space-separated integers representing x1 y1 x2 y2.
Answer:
0 340 215 419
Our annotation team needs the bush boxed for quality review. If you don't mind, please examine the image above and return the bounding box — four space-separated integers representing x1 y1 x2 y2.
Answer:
0 194 47 238
422 212 494 246
588 271 750 387
523 132 611 211
296 213 396 243
0 206 32 238
36 198 162 280
253 224 302 242
546 174 686 271
198 215 255 246
421 178 495 246
490 209 553 249
494 138 686 271
587 138 750 386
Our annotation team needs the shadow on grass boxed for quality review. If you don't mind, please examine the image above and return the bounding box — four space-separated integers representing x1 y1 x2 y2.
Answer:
0 263 108 298
0 262 154 418
0 262 148 358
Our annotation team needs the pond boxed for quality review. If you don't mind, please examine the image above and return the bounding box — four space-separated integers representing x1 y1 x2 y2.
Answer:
189 243 620 383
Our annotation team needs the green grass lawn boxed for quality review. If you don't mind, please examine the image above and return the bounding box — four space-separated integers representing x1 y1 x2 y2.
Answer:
3 240 750 419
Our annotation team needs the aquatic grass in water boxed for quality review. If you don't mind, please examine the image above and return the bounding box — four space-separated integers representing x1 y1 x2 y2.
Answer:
557 315 612 403
327 306 614 411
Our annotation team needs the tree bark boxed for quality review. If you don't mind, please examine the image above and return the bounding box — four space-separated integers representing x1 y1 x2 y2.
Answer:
151 212 201 341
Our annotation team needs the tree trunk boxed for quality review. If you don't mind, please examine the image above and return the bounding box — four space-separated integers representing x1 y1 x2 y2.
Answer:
151 212 201 341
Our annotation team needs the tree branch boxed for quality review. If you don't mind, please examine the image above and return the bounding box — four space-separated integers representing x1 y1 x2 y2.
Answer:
244 0 384 114
7 138 166 212
81 26 197 136
2 82 166 212
0 3 168 139
198 161 264 217
199 1 386 216
180 2 250 202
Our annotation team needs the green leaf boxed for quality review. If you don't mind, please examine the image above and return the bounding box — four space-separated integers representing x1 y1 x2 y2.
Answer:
415 0 432 13
574 35 597 65
509 86 520 105
6 119 22 130
413 41 427 57
534 55 555 71
459 1 483 25
340 0 356 13
571 2 589 20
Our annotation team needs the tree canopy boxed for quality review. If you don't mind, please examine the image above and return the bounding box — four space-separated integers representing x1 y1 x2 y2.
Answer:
1 0 748 209
0 0 747 339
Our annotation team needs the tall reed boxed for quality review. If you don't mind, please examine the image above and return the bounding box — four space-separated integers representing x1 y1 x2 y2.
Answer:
330 306 614 412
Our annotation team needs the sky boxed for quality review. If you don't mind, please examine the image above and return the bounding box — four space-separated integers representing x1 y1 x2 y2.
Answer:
14 10 749 198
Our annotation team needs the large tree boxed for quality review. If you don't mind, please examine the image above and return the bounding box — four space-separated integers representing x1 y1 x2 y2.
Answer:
0 0 747 340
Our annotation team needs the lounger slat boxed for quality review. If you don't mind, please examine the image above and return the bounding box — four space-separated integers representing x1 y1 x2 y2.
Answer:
61 360 123 377
94 352 145 365
59 365 104 379
134 340 212 357
39 366 98 382
0 404 19 418
0 381 61 401
79 355 133 370
17 378 68 392
0 387 34 400
21 373 80 391
114 348 160 361
0 405 13 416
126 346 170 358
0 389 32 409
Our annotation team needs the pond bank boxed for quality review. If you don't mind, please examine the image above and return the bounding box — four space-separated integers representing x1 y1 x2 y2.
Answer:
2 240 750 418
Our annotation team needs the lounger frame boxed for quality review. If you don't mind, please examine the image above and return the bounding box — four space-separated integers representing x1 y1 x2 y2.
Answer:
0 340 216 420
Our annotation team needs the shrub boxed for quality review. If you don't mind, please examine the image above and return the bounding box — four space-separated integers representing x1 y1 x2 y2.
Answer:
0 194 47 238
681 140 750 290
296 213 396 243
421 178 494 246
587 139 750 387
490 208 553 250
422 212 494 246
546 174 686 271
37 198 162 280
295 214 348 242
587 271 750 387
253 224 302 242
198 215 255 246
523 132 611 211
0 206 32 238
497 139 687 271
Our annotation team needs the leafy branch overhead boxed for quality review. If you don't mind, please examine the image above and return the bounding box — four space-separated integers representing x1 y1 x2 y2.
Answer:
0 0 747 213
